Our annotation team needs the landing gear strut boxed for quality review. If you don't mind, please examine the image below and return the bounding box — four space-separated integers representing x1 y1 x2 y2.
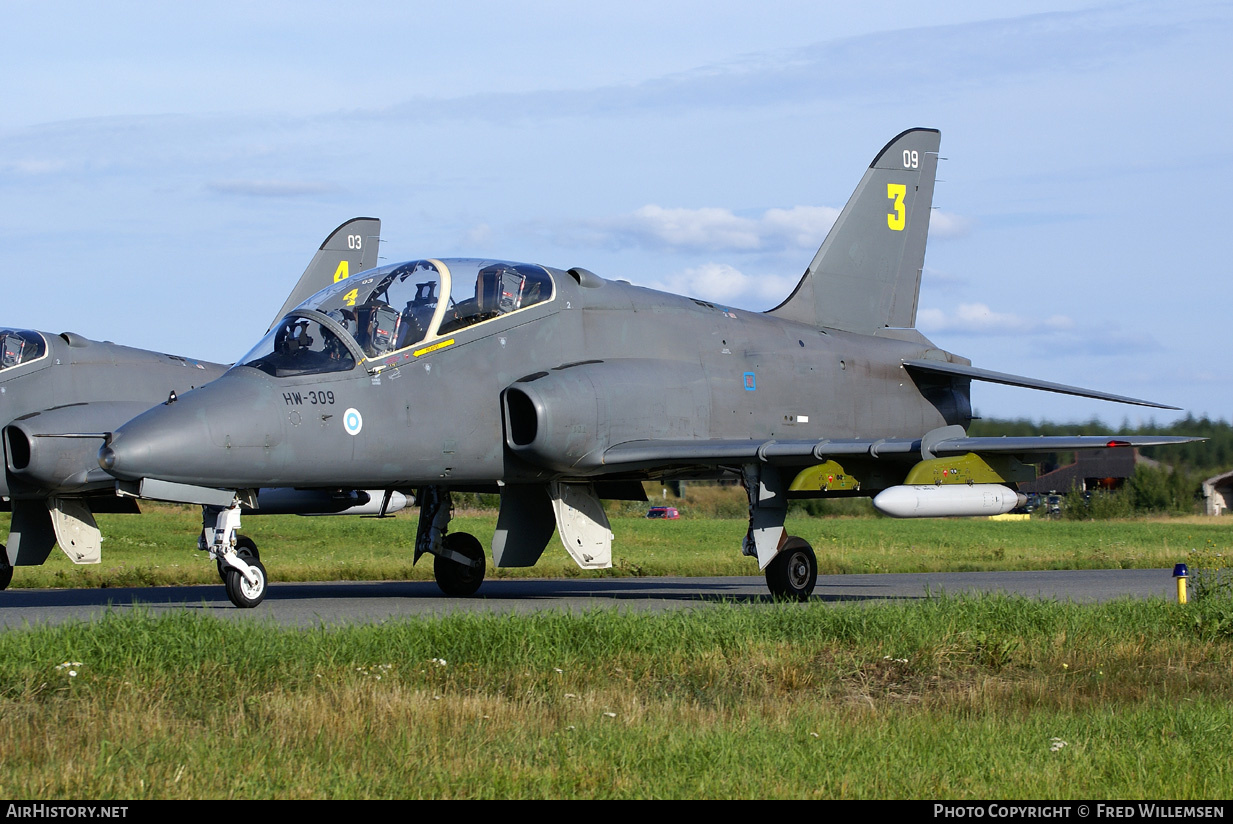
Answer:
215 535 259 581
201 505 268 608
741 463 817 601
415 486 486 596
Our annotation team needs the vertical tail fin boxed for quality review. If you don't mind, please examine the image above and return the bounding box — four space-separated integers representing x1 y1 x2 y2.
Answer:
767 128 940 333
266 217 382 333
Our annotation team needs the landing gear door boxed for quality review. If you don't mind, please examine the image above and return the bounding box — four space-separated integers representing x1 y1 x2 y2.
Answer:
49 498 101 564
550 481 612 569
493 484 556 568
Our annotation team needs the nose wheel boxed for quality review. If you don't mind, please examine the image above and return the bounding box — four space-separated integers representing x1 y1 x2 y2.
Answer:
223 545 268 608
0 545 11 591
764 536 817 601
201 506 268 608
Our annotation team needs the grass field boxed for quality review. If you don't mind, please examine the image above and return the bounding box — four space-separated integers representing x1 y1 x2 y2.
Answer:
1 596 1231 798
3 502 1232 798
2 503 1231 590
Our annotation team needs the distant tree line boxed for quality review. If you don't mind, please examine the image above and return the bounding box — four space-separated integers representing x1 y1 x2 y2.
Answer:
969 414 1233 475
971 414 1233 518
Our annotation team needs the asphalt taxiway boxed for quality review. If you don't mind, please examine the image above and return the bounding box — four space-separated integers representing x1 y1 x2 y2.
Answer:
0 568 1187 628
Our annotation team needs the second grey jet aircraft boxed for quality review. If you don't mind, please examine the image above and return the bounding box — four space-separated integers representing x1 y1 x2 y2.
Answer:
1 218 405 597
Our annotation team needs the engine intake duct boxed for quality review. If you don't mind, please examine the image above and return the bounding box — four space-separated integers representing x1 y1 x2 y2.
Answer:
503 359 709 474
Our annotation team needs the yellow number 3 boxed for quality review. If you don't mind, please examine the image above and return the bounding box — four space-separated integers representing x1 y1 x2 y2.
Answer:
887 183 906 231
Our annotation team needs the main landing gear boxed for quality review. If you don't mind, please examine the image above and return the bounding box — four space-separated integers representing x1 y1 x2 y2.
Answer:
202 505 267 608
742 463 818 602
764 536 818 601
416 487 486 596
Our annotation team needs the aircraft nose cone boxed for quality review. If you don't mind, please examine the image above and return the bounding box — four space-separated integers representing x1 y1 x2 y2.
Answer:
100 404 214 483
100 370 287 486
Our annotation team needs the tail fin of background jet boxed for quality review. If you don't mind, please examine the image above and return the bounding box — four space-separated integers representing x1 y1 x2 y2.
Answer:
266 217 382 332
767 128 940 334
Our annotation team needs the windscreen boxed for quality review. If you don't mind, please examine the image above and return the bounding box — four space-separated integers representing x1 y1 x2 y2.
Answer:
237 316 356 377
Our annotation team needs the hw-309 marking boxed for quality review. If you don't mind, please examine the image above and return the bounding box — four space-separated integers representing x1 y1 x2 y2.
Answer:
282 390 335 406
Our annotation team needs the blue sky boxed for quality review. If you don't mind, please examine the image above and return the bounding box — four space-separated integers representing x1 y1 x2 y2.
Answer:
2 1 1229 426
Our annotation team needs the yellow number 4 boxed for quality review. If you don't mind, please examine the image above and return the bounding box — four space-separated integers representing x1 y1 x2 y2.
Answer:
887 183 906 231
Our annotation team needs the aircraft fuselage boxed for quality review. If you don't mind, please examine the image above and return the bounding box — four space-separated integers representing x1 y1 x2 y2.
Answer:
101 265 970 492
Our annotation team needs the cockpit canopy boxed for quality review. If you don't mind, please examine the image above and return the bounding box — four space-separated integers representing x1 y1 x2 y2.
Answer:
238 259 554 378
0 330 47 371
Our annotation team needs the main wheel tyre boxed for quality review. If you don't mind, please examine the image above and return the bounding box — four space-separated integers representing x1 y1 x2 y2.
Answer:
0 545 11 591
434 532 486 597
224 556 268 608
765 537 817 601
217 536 259 581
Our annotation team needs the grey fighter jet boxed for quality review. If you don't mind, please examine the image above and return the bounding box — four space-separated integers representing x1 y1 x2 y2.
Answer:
100 129 1198 607
1 218 401 593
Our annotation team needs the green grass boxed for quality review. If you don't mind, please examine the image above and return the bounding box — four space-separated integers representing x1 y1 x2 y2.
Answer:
2 504 1229 589
1 596 1232 798
5 502 1233 798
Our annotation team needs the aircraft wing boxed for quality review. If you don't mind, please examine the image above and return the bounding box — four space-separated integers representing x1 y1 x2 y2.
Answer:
902 360 1179 410
599 432 1201 471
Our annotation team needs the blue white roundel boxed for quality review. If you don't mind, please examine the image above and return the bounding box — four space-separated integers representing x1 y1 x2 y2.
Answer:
343 407 363 436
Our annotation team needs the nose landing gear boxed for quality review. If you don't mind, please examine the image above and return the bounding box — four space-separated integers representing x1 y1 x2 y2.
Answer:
202 505 268 608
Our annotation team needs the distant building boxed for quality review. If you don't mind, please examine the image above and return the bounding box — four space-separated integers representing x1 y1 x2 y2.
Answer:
1018 448 1145 495
1202 470 1233 516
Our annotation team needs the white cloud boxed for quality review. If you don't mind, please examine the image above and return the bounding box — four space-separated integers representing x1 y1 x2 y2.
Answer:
917 302 1162 358
577 203 968 254
585 204 839 253
638 262 798 307
917 302 1074 334
461 223 493 246
625 205 764 250
927 210 972 239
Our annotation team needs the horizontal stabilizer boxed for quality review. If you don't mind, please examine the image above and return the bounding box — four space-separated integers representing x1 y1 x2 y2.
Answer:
902 359 1179 410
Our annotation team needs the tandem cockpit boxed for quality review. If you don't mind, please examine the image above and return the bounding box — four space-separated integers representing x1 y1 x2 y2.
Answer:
238 259 556 378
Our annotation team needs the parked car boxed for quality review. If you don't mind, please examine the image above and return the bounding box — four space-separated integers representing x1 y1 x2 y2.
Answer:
646 506 680 519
